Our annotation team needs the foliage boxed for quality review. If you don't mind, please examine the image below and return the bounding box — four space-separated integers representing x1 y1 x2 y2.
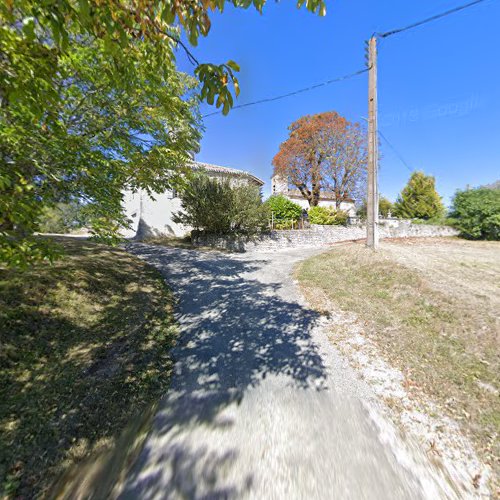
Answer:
308 206 348 225
37 202 89 234
393 172 445 220
356 195 393 219
0 238 177 498
272 111 367 207
173 174 268 235
450 187 500 240
1 0 325 267
1 28 200 266
379 197 394 217
266 195 303 222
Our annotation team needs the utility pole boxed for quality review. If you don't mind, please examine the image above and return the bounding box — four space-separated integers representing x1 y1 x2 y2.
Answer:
367 35 379 249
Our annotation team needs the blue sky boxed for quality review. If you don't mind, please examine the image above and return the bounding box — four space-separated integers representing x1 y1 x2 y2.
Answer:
178 0 500 205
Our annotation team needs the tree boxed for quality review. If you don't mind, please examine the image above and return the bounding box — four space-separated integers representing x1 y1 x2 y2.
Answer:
173 174 268 235
38 202 88 234
393 172 445 220
357 195 393 219
450 187 500 240
1 35 200 266
379 197 394 217
1 0 326 266
272 111 367 207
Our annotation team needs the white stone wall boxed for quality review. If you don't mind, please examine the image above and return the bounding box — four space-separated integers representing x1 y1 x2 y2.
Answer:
192 222 459 252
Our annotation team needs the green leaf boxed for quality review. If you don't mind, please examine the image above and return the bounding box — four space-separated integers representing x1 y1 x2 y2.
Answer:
226 60 240 72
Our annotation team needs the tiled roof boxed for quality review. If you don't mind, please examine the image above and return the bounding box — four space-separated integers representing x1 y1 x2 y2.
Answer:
190 161 264 186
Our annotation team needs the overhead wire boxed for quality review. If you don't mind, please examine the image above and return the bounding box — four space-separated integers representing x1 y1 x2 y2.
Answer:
201 68 369 118
378 130 414 173
378 0 490 38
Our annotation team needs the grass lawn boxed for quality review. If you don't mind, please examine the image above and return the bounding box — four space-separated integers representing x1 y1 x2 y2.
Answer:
296 238 499 484
0 237 177 498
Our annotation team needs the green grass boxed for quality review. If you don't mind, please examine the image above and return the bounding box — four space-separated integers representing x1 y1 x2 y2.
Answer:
0 237 177 498
296 241 499 482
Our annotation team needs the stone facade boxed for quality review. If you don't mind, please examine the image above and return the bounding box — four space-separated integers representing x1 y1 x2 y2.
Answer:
192 220 459 252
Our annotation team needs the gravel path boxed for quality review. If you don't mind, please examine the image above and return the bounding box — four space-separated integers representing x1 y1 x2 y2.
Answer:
118 244 455 499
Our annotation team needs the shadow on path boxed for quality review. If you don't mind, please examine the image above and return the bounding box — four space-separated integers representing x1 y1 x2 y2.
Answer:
120 245 328 498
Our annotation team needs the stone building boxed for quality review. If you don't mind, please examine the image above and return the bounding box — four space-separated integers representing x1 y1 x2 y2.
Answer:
123 161 264 239
270 173 357 215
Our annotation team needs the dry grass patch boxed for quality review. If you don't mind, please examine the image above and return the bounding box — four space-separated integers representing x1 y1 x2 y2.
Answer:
0 237 177 498
296 238 499 484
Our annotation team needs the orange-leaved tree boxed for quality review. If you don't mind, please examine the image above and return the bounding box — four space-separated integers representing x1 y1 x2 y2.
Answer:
272 111 367 207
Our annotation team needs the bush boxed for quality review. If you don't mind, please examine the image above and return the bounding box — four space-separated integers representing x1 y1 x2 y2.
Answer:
308 206 348 225
265 195 302 222
173 175 268 235
450 187 500 240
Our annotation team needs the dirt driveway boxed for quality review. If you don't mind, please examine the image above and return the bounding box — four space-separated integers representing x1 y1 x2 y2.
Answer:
117 244 457 499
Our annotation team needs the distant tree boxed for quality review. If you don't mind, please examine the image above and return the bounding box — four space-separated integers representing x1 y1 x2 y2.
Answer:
393 172 445 219
379 197 394 217
38 202 88 234
272 111 367 207
173 175 268 235
356 196 393 219
450 187 500 240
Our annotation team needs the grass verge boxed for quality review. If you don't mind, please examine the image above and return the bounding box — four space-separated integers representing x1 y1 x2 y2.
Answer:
0 237 177 498
296 239 499 485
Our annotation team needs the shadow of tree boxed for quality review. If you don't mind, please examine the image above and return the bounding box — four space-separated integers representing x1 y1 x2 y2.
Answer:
120 244 327 499
0 238 178 498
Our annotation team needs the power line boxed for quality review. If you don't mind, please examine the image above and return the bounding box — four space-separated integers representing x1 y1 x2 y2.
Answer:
378 130 414 173
201 67 369 118
378 0 490 39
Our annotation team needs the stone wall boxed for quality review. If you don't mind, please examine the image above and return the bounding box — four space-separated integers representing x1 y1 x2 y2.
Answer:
192 220 459 252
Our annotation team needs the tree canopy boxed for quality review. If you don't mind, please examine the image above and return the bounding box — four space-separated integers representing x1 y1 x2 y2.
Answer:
450 187 500 240
1 0 325 266
272 111 367 207
393 171 445 220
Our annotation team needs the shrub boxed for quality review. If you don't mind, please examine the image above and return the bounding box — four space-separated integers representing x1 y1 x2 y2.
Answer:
450 187 500 240
173 174 268 235
394 171 445 220
308 206 348 225
265 195 302 222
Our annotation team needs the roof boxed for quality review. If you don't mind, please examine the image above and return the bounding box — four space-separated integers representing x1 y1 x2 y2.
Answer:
191 161 264 186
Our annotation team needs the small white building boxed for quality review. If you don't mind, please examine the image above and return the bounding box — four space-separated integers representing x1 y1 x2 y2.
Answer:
271 173 357 215
123 161 264 239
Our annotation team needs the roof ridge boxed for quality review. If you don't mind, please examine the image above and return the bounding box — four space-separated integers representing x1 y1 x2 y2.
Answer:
189 161 264 185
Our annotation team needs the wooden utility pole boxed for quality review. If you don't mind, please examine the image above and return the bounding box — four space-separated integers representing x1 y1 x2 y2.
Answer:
367 35 379 249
